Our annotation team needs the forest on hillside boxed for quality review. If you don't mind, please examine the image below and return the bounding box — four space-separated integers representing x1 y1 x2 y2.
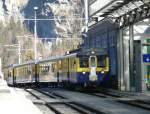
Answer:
0 0 84 66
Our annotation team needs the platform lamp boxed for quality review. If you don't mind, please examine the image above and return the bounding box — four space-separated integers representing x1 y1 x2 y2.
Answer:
34 6 38 62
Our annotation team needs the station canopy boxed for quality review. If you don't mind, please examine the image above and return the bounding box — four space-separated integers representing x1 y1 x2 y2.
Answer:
89 0 150 21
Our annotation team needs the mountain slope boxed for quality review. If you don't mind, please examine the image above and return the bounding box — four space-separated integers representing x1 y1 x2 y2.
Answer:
0 0 84 66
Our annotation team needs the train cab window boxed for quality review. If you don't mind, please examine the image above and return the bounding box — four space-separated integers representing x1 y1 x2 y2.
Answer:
90 56 96 67
73 61 76 66
45 65 49 72
97 56 106 67
80 56 89 68
47 66 50 72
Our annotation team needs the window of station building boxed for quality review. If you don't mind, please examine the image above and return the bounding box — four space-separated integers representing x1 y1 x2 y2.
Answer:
100 34 107 48
103 37 108 48
133 19 150 89
96 36 101 48
96 38 100 48
109 33 116 47
99 38 101 47
92 37 96 48
133 19 150 56
89 37 92 48
97 56 106 67
101 35 104 48
134 19 150 41
79 56 89 68
94 38 97 48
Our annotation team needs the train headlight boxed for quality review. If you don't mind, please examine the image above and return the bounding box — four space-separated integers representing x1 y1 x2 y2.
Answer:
82 72 86 74
91 51 95 54
101 71 105 74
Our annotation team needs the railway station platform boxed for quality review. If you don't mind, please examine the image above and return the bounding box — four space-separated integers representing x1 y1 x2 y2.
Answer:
0 80 42 114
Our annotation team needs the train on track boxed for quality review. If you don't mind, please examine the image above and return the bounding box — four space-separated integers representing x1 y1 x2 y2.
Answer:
3 19 118 88
85 19 118 88
3 48 109 87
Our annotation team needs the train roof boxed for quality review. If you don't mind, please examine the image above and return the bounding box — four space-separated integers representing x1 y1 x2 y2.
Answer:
88 19 118 34
76 48 107 56
4 53 77 68
37 53 77 64
3 48 107 69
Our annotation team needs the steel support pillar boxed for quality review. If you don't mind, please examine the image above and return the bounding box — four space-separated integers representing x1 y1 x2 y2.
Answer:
123 28 130 91
141 39 148 92
117 28 125 91
84 0 89 32
129 25 135 91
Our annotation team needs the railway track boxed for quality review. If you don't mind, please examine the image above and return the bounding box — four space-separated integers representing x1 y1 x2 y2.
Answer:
118 99 150 111
90 92 122 99
89 89 150 111
35 87 150 112
25 89 106 114
78 88 127 100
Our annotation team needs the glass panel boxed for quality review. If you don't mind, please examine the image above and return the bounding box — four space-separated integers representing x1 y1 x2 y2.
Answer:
79 56 89 68
134 19 150 89
97 56 106 67
90 56 96 67
89 0 112 16
147 40 150 88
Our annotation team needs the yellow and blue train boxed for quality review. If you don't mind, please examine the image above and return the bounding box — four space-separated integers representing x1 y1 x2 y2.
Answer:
3 49 109 87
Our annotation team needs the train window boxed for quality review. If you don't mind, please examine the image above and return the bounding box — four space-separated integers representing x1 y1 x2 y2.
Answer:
97 56 106 67
42 66 44 72
47 66 50 72
74 61 76 66
43 65 45 71
51 63 55 72
90 56 96 67
45 65 49 72
40 66 42 72
80 56 89 68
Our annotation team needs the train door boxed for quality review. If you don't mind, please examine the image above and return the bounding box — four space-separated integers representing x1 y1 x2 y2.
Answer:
89 56 97 81
13 68 16 85
35 64 39 83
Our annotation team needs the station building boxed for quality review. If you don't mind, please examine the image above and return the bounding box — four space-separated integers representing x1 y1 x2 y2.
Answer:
83 0 150 92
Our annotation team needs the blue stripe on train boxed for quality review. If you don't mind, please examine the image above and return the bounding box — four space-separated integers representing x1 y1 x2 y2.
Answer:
76 72 89 83
76 72 107 84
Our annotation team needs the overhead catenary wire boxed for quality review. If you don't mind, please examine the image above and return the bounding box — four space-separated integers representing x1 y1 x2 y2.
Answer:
17 18 86 21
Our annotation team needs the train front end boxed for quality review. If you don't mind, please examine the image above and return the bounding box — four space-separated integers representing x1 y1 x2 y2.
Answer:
76 50 109 86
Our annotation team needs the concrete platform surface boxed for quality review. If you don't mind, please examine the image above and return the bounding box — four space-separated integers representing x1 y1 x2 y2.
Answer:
0 81 42 114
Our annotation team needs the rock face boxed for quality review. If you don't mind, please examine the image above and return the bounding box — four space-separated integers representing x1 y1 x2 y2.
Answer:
0 0 57 38
0 0 84 39
0 0 28 22
0 0 84 65
22 0 61 38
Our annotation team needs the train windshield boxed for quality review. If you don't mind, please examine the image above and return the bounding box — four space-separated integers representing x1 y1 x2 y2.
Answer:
97 56 106 67
79 56 89 68
90 56 96 67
